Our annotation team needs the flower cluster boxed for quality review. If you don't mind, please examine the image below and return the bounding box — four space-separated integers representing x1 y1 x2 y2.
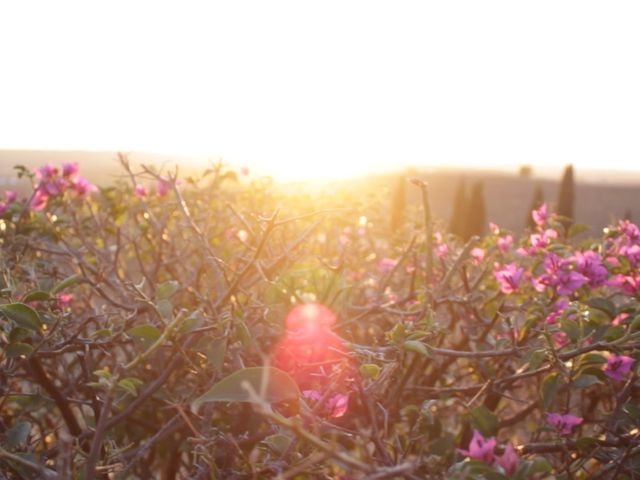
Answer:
458 430 519 475
32 163 97 210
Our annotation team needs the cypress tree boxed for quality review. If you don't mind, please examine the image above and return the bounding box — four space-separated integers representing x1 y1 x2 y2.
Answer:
464 181 486 239
389 175 406 233
449 178 468 238
526 184 545 229
556 164 575 231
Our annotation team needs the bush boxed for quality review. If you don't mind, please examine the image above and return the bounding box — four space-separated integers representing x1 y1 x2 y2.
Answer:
0 159 638 479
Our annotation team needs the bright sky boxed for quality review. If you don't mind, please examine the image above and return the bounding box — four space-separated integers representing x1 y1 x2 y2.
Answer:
1 1 639 181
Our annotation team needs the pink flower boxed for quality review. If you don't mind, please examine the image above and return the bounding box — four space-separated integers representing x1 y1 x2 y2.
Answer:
57 293 73 309
378 258 398 273
72 176 97 197
0 202 6 216
31 189 49 211
489 222 500 235
241 166 250 176
555 271 589 296
326 393 349 418
604 354 634 381
62 162 80 178
545 299 569 325
495 443 519 476
532 203 548 226
498 235 513 253
436 243 449 259
4 191 17 203
134 184 148 198
471 247 485 264
546 412 583 435
572 250 609 286
619 244 640 266
458 430 497 463
36 164 59 180
612 312 630 326
608 274 640 295
493 263 525 294
301 390 349 418
156 177 172 197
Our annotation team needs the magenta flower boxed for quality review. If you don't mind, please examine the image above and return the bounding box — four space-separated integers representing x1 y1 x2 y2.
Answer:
495 442 519 476
327 393 349 418
619 244 640 266
57 293 73 309
62 162 80 178
494 263 525 294
156 177 172 197
555 270 589 296
31 189 50 211
378 258 398 273
471 247 485 264
608 274 640 295
545 299 569 325
5 191 17 203
546 412 583 435
72 176 97 197
36 164 59 179
0 202 7 216
618 220 640 243
498 234 513 253
134 184 148 198
572 250 609 286
532 203 548 226
604 354 634 381
458 430 497 463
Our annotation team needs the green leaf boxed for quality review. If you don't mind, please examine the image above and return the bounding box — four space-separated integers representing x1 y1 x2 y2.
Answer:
560 318 580 342
156 280 179 300
192 367 300 409
403 340 429 356
587 297 616 319
9 327 32 343
6 422 31 449
117 377 142 397
572 374 601 389
155 299 173 320
541 372 561 410
126 324 161 342
262 434 293 455
604 325 625 341
470 405 499 437
5 342 34 358
22 291 52 303
50 274 81 295
360 363 381 379
0 303 42 331
206 338 227 370
236 320 253 349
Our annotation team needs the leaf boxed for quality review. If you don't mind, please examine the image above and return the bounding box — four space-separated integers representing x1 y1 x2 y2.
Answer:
360 364 381 379
403 340 429 356
604 325 625 341
572 374 601 389
587 297 616 319
541 372 561 410
192 367 300 409
5 342 33 358
155 299 173 320
206 338 227 370
6 422 31 449
22 291 52 303
127 324 161 342
0 303 42 331
470 405 498 437
262 434 293 455
118 377 142 397
156 280 179 300
50 274 81 295
9 327 32 343
236 320 253 349
560 318 580 342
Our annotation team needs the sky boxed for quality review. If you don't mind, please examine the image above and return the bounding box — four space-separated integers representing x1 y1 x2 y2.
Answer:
1 1 639 181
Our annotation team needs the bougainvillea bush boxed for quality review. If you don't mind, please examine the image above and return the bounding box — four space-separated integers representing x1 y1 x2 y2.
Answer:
0 159 638 479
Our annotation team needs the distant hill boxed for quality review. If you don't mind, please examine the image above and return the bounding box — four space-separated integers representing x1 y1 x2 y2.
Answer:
1 149 639 231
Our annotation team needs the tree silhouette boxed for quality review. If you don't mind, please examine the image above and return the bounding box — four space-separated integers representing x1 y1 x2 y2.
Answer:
389 174 406 234
448 177 467 238
556 165 575 231
526 184 545 229
464 181 486 239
